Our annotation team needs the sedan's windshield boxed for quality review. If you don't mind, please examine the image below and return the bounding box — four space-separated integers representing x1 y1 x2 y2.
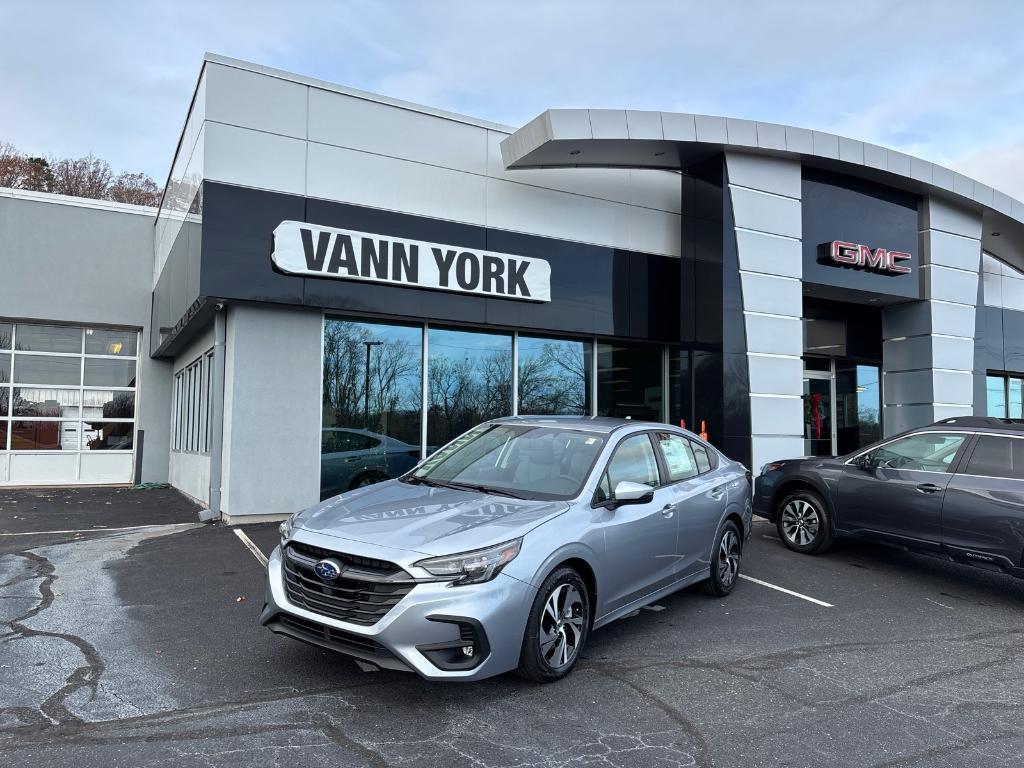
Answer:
405 424 607 500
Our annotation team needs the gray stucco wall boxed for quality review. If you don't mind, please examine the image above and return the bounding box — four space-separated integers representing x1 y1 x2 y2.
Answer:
220 304 322 516
0 191 170 483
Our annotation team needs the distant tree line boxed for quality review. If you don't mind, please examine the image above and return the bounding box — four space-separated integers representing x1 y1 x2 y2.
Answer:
0 141 162 207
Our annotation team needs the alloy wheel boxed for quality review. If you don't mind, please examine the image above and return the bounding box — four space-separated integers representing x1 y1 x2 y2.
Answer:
717 529 741 587
538 583 585 669
781 499 820 546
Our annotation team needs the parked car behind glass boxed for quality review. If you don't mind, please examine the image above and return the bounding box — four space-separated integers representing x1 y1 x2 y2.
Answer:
320 428 422 499
265 416 752 682
755 417 1024 578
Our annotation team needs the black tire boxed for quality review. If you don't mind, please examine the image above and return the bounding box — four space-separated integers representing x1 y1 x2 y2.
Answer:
517 566 590 683
776 489 834 554
701 520 743 597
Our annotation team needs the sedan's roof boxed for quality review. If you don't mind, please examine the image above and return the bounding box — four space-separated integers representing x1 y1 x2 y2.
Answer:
490 415 661 434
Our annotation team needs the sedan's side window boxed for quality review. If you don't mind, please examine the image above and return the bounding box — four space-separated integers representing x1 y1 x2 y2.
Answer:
865 433 967 472
595 434 662 503
964 435 1024 480
691 441 712 474
656 433 699 482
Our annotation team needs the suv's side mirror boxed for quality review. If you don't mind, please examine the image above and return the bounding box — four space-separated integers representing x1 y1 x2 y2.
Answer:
613 481 655 505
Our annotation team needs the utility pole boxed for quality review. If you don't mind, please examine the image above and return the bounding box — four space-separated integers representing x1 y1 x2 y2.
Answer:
363 340 383 429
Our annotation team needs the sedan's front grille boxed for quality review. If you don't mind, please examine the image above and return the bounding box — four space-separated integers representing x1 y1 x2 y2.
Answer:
283 543 415 626
277 614 397 661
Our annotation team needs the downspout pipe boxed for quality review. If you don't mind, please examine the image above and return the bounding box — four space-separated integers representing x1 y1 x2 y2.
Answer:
201 302 227 522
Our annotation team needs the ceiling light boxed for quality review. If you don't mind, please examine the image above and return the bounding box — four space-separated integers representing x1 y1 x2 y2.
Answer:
991 231 1001 237
569 149 581 156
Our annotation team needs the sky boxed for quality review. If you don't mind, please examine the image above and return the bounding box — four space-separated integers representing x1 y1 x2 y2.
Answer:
1 0 1022 199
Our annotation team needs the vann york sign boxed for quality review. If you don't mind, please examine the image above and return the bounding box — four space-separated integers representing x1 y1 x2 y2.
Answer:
824 240 912 275
272 221 552 302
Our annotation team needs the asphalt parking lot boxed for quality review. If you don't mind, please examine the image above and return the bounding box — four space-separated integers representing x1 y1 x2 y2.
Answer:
3 488 1024 767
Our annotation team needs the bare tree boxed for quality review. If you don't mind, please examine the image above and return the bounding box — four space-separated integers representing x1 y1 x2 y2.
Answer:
0 142 27 188
108 172 162 207
51 154 112 198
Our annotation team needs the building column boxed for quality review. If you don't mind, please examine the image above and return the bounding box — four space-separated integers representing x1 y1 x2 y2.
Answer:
882 197 982 435
724 153 804 470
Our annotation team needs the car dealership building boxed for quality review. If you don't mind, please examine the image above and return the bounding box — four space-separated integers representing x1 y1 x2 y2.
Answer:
2 53 1024 519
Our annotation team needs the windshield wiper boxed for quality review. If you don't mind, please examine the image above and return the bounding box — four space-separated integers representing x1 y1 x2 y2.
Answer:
405 476 465 491
446 482 530 500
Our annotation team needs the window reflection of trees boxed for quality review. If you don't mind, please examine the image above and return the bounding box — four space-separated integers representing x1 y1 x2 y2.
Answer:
322 321 421 446
427 346 511 446
518 340 588 416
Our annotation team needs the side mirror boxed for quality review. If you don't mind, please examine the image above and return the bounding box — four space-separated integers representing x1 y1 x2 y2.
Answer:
854 454 874 471
613 481 655 505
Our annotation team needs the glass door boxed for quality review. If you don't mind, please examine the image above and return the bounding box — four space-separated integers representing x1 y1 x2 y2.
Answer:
803 370 835 456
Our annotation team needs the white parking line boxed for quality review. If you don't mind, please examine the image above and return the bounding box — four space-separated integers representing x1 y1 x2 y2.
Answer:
234 528 269 568
739 574 834 608
0 522 197 536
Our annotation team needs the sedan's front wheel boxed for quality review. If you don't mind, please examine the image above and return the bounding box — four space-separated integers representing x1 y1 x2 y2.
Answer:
517 567 590 683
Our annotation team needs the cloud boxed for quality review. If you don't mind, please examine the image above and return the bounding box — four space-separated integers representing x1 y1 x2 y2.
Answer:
0 0 1021 202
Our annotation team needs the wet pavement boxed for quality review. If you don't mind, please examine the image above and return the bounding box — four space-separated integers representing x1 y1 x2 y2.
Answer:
2 488 1024 766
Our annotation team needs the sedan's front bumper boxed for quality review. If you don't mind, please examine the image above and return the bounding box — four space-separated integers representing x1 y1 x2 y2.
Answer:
260 544 536 681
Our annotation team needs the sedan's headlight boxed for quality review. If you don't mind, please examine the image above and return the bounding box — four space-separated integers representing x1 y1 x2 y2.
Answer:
279 513 297 547
414 538 522 586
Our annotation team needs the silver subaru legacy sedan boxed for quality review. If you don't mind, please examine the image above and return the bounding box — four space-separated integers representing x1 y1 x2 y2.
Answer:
261 416 752 682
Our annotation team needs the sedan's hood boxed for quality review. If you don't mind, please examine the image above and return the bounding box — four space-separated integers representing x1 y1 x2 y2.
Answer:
295 480 570 556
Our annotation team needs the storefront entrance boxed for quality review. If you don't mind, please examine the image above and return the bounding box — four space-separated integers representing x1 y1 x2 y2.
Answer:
802 358 882 457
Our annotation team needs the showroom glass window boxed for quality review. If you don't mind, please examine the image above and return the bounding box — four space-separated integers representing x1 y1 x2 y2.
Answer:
321 318 422 500
596 341 663 421
987 374 1023 419
517 335 592 416
0 322 137 452
427 327 512 451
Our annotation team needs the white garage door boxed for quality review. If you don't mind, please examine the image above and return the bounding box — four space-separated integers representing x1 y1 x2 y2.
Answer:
0 321 139 486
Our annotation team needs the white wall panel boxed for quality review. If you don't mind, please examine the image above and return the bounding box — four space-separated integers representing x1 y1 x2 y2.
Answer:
626 205 681 258
205 63 308 140
486 177 632 251
739 273 802 316
729 186 802 239
0 454 8 483
726 153 801 199
747 355 802 396
307 142 487 225
169 451 211 504
204 122 306 196
744 314 802 356
923 230 981 272
751 436 805 472
79 453 134 484
9 454 79 485
734 230 801 278
920 265 979 306
309 88 488 175
749 396 803 435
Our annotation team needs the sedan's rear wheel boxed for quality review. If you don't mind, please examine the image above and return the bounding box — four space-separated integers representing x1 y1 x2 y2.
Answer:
701 520 742 596
517 567 590 683
777 490 833 554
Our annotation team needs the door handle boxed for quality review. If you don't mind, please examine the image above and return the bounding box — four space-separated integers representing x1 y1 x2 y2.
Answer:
916 483 943 494
660 504 674 518
709 487 726 501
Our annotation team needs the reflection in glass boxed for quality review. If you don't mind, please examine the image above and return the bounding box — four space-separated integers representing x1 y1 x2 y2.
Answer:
987 376 1007 418
596 342 663 421
12 388 80 418
0 420 7 450
1010 378 1023 419
668 348 692 429
15 324 81 353
321 318 423 499
427 328 512 450
803 377 832 456
0 323 11 349
82 422 134 450
85 328 138 357
835 363 881 455
14 355 81 386
517 336 591 416
10 421 77 450
84 391 135 420
83 358 137 387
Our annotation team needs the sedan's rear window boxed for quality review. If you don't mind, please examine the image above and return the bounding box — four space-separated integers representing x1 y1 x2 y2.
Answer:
964 435 1024 480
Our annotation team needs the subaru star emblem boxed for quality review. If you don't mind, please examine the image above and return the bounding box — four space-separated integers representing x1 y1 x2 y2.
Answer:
313 558 343 581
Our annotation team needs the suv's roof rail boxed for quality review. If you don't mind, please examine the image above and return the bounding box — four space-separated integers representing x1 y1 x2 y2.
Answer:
934 416 1024 430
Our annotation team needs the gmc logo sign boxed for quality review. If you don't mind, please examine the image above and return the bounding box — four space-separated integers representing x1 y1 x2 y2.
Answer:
825 240 912 275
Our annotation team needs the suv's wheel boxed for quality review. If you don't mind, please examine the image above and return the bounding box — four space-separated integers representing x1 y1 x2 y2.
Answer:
701 520 742 596
777 489 834 554
517 567 590 683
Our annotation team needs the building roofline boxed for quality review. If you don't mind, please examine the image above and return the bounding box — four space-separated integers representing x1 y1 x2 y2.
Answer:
499 109 1024 228
0 186 158 217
